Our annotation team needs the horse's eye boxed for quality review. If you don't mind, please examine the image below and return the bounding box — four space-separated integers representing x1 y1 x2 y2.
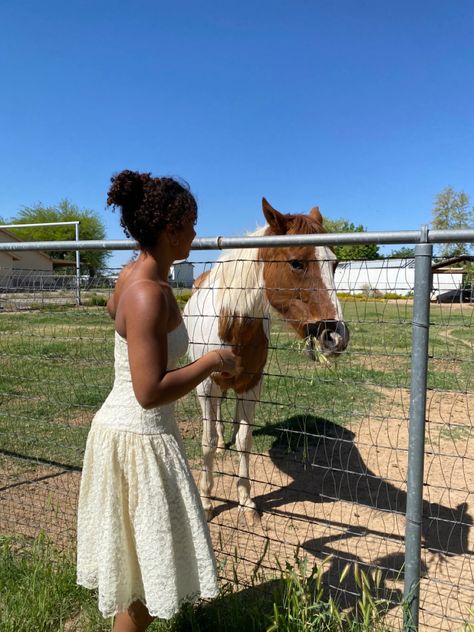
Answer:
289 260 305 270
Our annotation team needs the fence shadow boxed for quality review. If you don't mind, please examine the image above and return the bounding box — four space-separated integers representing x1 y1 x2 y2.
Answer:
251 414 472 609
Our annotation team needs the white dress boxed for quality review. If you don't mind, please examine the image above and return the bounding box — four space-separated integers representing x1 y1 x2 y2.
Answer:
77 322 218 619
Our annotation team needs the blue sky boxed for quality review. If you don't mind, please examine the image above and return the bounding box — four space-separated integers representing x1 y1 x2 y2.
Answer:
1 0 473 268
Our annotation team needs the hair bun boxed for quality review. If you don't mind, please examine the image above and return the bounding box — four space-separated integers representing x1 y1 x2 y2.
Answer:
107 170 150 208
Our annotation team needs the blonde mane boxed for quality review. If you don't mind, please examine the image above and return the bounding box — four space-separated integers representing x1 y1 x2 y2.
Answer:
206 226 269 318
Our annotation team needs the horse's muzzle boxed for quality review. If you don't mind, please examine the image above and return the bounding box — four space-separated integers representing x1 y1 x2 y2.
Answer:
304 320 350 358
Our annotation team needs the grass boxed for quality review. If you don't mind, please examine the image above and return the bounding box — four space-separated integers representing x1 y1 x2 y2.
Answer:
0 307 113 465
0 299 473 465
0 533 104 632
10 533 474 632
268 553 398 632
0 533 401 632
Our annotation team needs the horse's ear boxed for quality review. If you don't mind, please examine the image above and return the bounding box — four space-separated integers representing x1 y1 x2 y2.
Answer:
262 197 287 234
309 206 323 224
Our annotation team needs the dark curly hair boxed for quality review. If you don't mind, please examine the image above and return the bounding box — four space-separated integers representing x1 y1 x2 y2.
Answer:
107 170 197 251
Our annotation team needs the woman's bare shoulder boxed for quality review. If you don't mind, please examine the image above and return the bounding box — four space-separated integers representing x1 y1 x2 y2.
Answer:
107 261 136 319
115 278 171 336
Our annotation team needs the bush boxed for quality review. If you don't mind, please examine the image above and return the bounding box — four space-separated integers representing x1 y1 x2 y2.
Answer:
337 292 411 301
83 293 108 307
175 290 192 308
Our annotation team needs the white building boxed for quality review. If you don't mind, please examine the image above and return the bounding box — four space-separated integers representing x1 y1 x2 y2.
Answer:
169 261 194 288
0 227 54 274
335 258 465 298
0 227 78 292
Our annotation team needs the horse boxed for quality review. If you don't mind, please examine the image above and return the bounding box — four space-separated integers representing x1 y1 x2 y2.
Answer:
183 198 350 522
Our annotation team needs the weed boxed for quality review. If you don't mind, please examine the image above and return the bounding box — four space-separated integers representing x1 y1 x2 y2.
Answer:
268 553 396 632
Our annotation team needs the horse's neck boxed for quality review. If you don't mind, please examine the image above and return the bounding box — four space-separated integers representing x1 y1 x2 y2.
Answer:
214 239 270 319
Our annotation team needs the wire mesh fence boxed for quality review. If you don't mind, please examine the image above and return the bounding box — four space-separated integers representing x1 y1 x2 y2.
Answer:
0 242 473 631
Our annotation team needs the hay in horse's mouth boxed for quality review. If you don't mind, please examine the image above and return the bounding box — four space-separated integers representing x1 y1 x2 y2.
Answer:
304 335 330 364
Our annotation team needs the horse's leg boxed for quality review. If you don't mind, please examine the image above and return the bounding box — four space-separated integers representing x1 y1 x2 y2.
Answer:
215 396 226 453
234 381 262 523
197 378 222 521
228 417 240 449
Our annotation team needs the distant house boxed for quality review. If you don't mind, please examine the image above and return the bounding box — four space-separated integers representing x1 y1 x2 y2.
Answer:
335 258 465 298
168 261 194 288
0 227 54 275
0 227 77 291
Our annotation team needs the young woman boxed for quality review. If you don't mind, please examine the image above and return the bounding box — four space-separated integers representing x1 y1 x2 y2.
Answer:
77 170 236 632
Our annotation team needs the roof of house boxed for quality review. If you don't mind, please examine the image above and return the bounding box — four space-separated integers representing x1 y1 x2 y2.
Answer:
0 227 54 264
337 258 415 270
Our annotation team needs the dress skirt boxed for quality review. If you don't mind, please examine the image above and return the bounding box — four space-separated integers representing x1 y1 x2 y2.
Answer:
77 422 218 619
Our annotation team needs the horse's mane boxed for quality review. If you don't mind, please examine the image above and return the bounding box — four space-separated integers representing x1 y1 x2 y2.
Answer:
201 214 326 318
207 226 269 318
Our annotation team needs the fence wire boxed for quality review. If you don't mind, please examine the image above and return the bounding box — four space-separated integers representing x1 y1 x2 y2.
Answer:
0 253 473 631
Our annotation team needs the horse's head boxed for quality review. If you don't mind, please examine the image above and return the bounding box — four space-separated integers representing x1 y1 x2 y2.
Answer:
259 198 349 358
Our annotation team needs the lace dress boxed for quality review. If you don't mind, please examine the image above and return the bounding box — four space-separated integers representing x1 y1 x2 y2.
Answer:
77 322 218 619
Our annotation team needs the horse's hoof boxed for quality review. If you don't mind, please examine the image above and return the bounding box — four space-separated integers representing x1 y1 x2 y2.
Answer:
238 507 261 527
203 506 214 522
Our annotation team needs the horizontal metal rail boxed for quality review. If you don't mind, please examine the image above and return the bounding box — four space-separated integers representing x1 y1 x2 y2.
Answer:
1 221 80 229
0 228 473 252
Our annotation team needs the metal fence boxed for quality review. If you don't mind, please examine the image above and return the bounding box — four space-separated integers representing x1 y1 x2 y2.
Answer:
0 227 473 631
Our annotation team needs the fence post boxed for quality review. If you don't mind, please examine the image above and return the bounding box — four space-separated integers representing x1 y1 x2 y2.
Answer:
75 221 81 306
403 229 433 631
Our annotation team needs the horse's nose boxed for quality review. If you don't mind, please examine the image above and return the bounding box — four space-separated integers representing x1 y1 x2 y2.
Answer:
305 320 350 357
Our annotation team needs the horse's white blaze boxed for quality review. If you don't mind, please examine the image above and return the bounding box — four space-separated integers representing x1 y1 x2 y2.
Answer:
315 245 344 321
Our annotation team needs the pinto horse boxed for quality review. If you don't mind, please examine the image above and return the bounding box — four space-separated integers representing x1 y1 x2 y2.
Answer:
183 198 349 521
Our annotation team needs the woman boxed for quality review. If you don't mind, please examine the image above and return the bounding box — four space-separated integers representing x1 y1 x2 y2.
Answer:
77 170 236 632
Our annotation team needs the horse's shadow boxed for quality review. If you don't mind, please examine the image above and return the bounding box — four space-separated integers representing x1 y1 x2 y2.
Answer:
247 415 472 610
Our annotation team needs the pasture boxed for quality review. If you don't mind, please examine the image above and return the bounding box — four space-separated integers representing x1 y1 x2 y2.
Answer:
0 296 473 630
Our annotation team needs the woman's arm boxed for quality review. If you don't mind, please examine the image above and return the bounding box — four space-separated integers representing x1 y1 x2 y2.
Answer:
106 293 117 319
123 283 233 409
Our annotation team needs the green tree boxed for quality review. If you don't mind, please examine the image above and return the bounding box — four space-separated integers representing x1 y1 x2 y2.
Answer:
389 246 415 259
323 218 379 260
4 200 109 276
431 187 474 258
464 263 474 289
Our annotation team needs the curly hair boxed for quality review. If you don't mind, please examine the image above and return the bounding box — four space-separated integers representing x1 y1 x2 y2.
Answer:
107 170 197 251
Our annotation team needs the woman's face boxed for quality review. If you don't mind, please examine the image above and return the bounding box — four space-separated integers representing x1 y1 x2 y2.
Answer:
173 216 196 260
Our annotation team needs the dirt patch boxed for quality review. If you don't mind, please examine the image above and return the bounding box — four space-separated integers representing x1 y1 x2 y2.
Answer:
54 412 95 428
198 388 474 631
443 328 474 351
0 464 80 550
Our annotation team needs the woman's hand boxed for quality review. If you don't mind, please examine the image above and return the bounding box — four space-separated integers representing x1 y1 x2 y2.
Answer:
212 348 237 376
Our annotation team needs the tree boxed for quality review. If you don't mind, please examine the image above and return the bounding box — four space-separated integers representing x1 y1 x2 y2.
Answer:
4 200 109 276
431 187 474 259
389 246 415 259
323 218 379 261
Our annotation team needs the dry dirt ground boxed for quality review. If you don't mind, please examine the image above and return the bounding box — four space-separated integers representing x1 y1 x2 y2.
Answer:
1 388 473 631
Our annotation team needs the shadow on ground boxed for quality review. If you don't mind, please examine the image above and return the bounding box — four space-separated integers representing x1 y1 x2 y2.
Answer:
244 414 473 612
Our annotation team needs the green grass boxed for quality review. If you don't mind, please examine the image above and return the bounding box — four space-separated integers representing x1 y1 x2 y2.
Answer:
0 307 113 465
0 533 105 632
0 533 403 632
